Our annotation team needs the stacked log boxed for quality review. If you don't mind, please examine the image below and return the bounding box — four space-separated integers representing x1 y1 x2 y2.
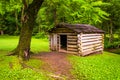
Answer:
78 33 104 56
67 34 78 54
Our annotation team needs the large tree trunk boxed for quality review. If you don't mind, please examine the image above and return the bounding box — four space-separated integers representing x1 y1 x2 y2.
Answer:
11 0 44 60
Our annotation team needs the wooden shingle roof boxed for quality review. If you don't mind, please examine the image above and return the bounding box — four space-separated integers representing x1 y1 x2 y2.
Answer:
56 23 104 33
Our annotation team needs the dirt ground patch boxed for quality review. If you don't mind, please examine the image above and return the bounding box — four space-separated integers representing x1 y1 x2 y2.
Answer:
32 52 75 80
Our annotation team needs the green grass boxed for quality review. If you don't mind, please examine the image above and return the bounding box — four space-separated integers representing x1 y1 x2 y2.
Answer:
0 36 50 80
0 35 49 52
0 51 49 80
31 38 50 53
68 52 120 80
25 58 43 69
1 36 120 80
0 36 19 51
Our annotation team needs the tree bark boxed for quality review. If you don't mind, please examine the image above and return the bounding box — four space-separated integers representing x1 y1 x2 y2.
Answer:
15 11 19 31
109 19 114 43
0 30 4 35
11 0 44 60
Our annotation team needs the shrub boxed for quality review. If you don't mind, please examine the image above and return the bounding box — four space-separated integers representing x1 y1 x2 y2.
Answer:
104 37 120 49
34 32 48 39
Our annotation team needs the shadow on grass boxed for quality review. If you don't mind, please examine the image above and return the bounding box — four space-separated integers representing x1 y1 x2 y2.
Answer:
105 48 120 55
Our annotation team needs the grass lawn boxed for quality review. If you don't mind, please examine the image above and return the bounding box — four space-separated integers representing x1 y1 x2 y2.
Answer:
0 51 50 80
0 36 50 80
0 36 120 80
0 35 49 52
68 52 120 80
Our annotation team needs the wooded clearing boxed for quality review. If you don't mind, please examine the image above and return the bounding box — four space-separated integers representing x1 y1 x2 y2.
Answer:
0 36 120 80
0 0 120 79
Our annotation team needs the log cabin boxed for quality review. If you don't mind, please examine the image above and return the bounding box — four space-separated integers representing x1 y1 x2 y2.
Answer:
49 23 104 56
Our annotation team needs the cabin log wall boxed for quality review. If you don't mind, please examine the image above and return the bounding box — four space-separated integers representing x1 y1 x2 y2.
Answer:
78 33 104 56
67 34 78 54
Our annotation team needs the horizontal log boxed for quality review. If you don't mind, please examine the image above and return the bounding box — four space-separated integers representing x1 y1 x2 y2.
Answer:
82 46 103 52
68 42 77 45
67 36 77 39
67 51 78 54
82 47 103 52
67 48 78 52
68 34 77 36
82 44 102 50
67 39 77 42
82 34 102 37
80 38 102 43
82 48 103 55
81 41 102 46
67 45 78 48
81 36 102 40
78 37 102 42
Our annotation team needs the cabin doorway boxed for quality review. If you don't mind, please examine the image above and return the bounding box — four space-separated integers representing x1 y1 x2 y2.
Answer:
60 35 67 52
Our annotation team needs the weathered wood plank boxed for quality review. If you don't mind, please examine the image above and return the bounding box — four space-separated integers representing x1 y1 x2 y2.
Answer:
67 45 78 48
67 51 78 54
67 39 77 42
81 38 102 43
82 44 102 50
82 34 102 36
82 46 103 52
82 48 103 55
81 36 102 40
67 48 78 52
68 42 77 45
67 36 77 39
81 41 102 46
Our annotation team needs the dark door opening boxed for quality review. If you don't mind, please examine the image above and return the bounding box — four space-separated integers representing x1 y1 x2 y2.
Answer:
60 35 67 50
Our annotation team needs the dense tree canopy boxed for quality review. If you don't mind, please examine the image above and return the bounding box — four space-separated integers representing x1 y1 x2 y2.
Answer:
0 0 22 35
36 0 109 32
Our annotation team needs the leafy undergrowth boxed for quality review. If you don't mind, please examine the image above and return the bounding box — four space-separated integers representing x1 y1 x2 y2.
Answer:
68 51 120 80
0 51 50 80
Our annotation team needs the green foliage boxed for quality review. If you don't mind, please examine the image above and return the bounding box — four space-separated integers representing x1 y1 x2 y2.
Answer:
104 39 120 49
0 0 22 35
34 32 48 39
101 0 120 34
69 0 110 25
104 34 120 49
68 52 120 80
36 0 109 34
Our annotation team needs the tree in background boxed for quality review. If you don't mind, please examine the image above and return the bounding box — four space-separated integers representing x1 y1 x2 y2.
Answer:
36 0 109 35
0 0 22 35
102 0 120 43
0 0 109 60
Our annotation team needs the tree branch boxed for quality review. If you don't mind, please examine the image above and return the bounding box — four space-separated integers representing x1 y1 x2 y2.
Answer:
22 0 28 9
28 0 44 15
